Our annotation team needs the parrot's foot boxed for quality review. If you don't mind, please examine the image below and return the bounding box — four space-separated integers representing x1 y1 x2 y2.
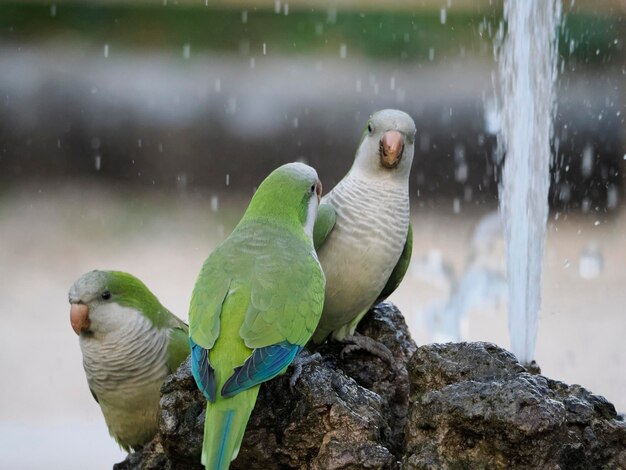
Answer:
341 334 399 374
289 352 322 390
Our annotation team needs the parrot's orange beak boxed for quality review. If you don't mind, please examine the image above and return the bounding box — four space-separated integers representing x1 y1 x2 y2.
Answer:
70 303 90 335
315 179 322 203
379 130 405 169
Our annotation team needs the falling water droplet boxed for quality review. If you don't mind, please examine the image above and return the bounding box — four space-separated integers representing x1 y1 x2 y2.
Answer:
455 163 468 183
607 185 619 210
453 198 461 214
581 143 594 178
262 43 267 55
103 44 109 58
327 8 337 24
211 195 220 212
440 8 447 24
579 243 603 279
274 0 281 14
183 43 191 60
94 155 101 171
215 79 221 92
50 4 56 17
225 174 230 186
429 48 435 61
241 10 248 23
581 198 591 213
339 44 347 59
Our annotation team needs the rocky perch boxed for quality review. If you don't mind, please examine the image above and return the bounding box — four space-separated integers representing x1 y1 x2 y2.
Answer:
117 303 626 469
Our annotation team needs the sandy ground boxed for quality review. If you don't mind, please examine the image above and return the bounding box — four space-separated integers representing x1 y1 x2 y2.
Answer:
0 182 624 468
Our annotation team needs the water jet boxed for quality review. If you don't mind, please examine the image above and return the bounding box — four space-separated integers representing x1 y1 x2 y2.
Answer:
497 0 562 365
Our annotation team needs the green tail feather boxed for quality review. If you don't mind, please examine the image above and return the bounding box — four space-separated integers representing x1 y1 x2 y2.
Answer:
202 386 260 470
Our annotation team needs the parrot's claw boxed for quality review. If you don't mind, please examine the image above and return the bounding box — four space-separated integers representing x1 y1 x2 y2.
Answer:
289 352 322 390
341 334 398 374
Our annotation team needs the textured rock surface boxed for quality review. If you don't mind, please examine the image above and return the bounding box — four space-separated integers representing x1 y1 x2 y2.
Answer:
118 307 626 470
120 302 415 469
404 342 626 469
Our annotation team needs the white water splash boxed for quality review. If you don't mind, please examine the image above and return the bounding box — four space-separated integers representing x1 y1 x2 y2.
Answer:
497 1 561 365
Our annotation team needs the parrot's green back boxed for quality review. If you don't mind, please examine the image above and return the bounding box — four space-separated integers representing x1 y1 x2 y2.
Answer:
188 163 325 469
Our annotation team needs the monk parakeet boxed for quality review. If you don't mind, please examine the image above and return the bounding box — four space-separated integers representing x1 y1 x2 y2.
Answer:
68 270 189 451
312 109 415 346
189 162 325 469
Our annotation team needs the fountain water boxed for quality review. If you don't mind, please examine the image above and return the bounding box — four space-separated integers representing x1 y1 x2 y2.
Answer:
497 1 562 365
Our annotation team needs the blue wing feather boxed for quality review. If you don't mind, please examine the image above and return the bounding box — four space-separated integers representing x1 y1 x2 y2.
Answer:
190 338 216 402
221 342 301 398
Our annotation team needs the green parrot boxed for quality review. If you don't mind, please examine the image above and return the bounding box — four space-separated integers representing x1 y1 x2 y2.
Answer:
312 109 416 346
68 270 189 451
189 162 325 470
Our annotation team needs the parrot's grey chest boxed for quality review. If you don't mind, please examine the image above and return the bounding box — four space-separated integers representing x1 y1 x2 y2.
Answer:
319 176 409 316
80 305 170 396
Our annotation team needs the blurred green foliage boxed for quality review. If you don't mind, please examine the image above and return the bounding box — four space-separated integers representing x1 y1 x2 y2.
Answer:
0 2 620 64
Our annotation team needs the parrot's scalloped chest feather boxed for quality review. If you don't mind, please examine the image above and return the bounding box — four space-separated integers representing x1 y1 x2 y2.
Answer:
79 303 170 449
316 175 409 338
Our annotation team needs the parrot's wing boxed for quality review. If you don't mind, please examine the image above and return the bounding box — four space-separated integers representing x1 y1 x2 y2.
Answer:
221 342 301 397
166 321 190 373
375 223 413 304
190 337 216 402
313 203 337 250
188 249 232 349
189 249 232 402
224 237 324 395
239 237 324 349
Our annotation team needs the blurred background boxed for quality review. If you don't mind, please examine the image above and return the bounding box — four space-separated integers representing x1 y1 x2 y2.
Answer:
0 0 623 468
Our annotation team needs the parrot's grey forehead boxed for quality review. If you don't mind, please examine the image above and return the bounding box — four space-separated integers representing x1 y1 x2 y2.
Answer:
69 270 108 301
370 109 416 135
278 162 319 182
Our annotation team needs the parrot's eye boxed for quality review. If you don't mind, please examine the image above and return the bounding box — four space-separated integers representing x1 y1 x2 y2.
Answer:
101 291 111 300
367 123 373 134
310 184 316 193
